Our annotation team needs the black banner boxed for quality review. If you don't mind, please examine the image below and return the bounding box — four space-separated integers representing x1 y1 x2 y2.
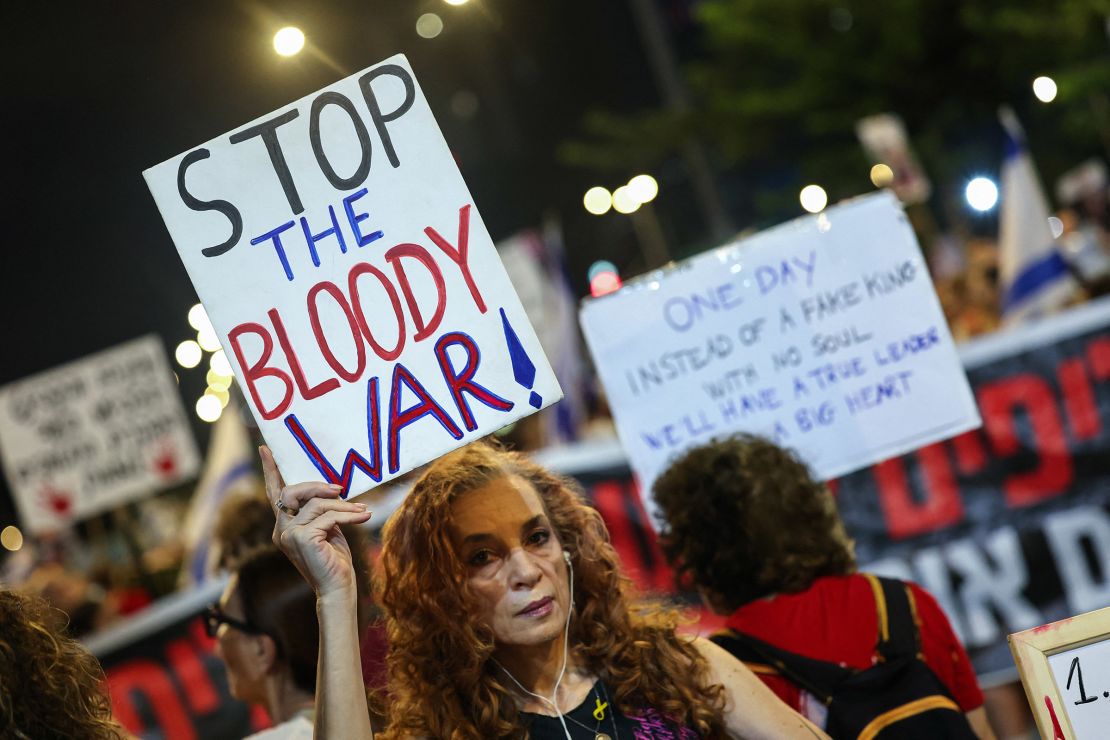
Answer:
557 299 1110 681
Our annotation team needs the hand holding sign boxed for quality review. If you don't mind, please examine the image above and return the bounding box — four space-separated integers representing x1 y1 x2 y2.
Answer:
145 55 561 498
261 445 369 598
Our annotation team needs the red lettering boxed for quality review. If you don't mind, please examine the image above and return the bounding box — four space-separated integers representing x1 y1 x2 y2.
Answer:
385 244 445 342
978 374 1072 508
1058 357 1100 441
228 322 293 421
165 638 219 714
106 660 196 739
387 364 462 474
348 262 406 361
425 204 486 313
1088 336 1110 379
951 430 988 474
268 308 340 401
434 332 513 431
873 443 965 539
307 280 366 383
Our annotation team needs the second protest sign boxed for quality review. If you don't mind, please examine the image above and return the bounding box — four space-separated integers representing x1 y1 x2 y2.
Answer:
144 54 561 495
580 192 980 524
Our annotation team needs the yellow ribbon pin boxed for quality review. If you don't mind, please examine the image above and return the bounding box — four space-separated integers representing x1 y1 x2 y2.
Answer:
593 698 609 721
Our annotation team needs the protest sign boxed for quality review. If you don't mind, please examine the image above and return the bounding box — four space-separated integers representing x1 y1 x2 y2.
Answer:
0 335 200 534
580 191 980 524
1010 606 1110 739
144 54 561 496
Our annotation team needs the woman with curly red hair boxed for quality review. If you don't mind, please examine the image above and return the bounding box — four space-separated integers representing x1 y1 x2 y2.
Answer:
264 442 825 739
0 589 128 739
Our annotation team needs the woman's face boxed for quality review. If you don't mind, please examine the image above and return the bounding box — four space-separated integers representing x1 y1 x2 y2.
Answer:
213 576 266 705
450 475 572 649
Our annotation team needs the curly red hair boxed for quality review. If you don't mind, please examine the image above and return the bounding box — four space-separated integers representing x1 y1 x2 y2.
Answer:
377 442 726 739
0 589 126 739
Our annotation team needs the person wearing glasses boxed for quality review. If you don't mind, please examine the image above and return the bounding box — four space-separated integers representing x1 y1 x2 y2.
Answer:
207 548 318 740
264 442 827 739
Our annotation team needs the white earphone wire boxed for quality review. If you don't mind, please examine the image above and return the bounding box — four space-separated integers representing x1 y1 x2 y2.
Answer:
494 551 576 740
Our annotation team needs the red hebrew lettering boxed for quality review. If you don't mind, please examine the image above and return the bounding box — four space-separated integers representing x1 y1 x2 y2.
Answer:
1088 336 1110 379
228 322 293 420
425 204 487 313
978 374 1072 508
165 638 219 714
385 244 446 342
951 430 988 474
589 479 674 593
268 308 340 401
873 443 965 540
106 660 196 739
307 280 367 383
348 262 406 361
1058 357 1100 441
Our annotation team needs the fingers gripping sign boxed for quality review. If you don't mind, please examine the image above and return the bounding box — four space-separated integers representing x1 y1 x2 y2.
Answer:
260 445 372 597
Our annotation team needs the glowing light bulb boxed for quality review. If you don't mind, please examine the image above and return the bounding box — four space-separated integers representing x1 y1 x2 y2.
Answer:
175 340 202 369
583 187 612 215
1032 76 1057 103
627 174 659 203
799 184 828 213
965 177 999 212
273 27 305 57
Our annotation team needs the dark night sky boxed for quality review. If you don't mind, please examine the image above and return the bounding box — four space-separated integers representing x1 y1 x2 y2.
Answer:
0 0 672 525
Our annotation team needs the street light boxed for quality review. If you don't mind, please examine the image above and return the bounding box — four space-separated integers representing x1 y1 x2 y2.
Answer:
273 27 305 57
612 186 641 214
583 186 613 215
799 184 828 213
627 174 658 203
1032 76 1057 103
965 177 998 212
175 340 202 369
416 13 444 39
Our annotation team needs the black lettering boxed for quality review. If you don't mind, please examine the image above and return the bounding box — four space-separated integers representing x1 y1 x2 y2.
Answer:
176 149 244 257
229 109 304 214
358 64 415 168
309 92 372 190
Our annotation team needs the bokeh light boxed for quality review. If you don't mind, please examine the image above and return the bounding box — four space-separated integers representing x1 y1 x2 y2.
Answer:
1 525 23 552
197 325 221 353
196 394 223 423
175 340 202 369
583 186 613 215
799 184 828 213
187 303 210 332
273 27 305 57
1048 216 1064 239
965 177 999 211
210 349 234 376
416 13 444 39
612 186 641 214
627 174 659 204
1032 76 1057 103
870 164 895 188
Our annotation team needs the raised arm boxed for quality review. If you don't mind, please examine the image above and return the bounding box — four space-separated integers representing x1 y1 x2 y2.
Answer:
262 446 375 740
692 637 829 739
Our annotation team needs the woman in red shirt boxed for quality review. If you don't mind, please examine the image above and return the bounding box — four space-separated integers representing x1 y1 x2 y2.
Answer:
652 434 996 739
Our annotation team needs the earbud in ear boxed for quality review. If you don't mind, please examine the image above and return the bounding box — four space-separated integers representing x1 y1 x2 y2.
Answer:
563 550 572 564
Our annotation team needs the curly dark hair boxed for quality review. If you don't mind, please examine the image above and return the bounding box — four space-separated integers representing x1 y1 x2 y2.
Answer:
652 434 856 611
377 441 727 739
0 589 127 739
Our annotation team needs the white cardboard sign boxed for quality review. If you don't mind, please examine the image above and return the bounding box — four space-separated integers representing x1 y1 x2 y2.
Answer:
0 335 201 534
580 192 980 525
144 55 560 496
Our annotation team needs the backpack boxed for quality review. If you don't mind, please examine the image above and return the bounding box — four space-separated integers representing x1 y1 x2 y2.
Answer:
711 575 978 740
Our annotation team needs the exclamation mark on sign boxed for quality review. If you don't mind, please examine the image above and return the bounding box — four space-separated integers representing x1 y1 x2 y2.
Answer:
500 307 542 409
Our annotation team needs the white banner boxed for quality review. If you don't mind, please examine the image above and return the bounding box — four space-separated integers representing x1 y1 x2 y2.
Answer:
0 336 201 534
580 192 980 524
144 55 560 497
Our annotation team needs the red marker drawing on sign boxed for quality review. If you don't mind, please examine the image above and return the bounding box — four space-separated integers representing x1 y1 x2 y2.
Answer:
153 441 178 477
1044 695 1066 740
40 485 73 517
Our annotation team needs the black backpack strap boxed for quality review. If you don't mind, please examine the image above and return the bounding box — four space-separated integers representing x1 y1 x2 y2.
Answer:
865 574 922 662
711 629 850 704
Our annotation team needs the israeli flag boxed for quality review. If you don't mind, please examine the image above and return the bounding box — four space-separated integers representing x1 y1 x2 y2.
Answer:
999 107 1078 323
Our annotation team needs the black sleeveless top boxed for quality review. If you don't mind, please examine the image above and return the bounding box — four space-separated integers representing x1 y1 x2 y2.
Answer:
524 681 701 739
